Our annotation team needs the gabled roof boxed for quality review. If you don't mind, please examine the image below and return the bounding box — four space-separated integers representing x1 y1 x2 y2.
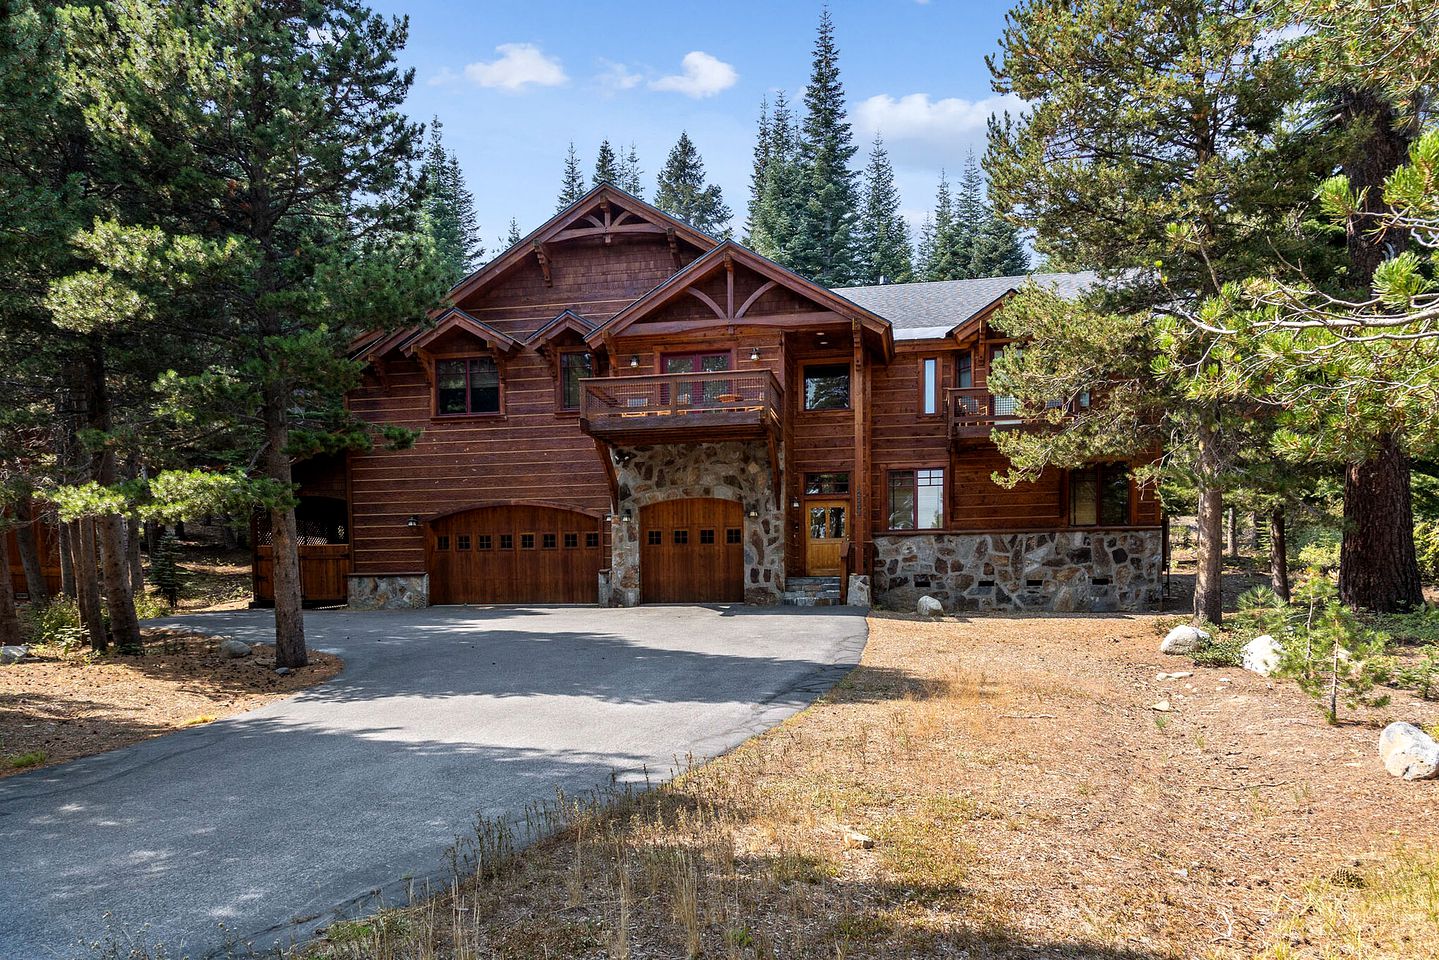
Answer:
525 309 597 347
834 271 1100 341
401 306 520 356
443 184 718 308
589 240 895 359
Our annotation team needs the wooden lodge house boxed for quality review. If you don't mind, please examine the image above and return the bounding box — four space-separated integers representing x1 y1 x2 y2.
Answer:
260 186 1162 613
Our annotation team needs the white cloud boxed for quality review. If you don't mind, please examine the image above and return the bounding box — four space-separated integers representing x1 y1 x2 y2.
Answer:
650 51 738 98
596 59 643 94
427 66 461 87
464 43 567 92
852 92 1023 158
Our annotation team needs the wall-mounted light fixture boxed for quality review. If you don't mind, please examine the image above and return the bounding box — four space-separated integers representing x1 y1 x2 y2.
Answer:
621 509 633 522
406 515 420 528
790 498 801 510
629 354 640 368
747 508 759 519
749 347 761 362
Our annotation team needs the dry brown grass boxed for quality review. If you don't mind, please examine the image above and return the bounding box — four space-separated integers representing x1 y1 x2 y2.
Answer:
299 612 1439 960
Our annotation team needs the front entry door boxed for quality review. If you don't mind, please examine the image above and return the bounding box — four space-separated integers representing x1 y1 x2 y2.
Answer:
805 500 848 575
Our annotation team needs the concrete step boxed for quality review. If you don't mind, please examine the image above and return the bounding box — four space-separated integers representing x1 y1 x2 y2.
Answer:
781 577 843 606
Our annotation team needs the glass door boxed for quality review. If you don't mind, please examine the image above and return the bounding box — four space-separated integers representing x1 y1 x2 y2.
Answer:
663 352 732 406
804 499 848 575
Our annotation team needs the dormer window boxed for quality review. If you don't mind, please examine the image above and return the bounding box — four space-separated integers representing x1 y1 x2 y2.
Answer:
559 350 593 411
435 357 500 415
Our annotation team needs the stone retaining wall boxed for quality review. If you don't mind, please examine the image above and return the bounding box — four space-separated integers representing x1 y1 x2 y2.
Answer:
873 530 1162 613
608 441 784 606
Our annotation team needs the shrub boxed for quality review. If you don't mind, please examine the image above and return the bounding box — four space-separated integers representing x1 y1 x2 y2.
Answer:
4 750 46 770
1416 520 1439 581
133 591 173 621
1394 646 1439 700
149 533 184 606
1276 577 1392 723
21 598 87 653
1191 635 1245 668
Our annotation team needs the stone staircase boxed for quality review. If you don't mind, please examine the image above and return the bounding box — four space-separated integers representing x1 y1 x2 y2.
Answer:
782 576 843 606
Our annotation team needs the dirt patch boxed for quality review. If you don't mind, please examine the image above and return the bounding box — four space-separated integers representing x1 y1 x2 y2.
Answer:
0 629 341 776
302 611 1438 960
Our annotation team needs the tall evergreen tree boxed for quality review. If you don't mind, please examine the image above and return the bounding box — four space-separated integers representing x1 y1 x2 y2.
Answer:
855 136 912 284
914 215 936 280
419 118 483 286
503 217 522 247
557 141 585 210
951 152 986 276
924 171 961 281
593 139 620 188
654 131 731 236
744 97 771 243
970 213 1030 277
791 9 861 284
618 142 644 197
749 91 805 265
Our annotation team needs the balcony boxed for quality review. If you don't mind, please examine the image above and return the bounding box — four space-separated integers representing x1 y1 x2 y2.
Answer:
947 387 1077 440
579 370 782 445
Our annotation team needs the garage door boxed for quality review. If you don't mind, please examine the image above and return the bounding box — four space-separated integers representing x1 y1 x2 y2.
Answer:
640 498 744 603
428 505 602 604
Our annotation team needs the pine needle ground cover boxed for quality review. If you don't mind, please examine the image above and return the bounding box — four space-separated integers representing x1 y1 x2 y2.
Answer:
301 613 1437 960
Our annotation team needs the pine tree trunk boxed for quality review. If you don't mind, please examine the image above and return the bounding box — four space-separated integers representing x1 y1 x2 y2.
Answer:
57 521 75 599
84 346 142 650
1227 507 1239 560
14 500 50 606
0 530 21 647
263 381 307 668
1194 423 1225 625
1339 432 1423 612
1270 506 1290 602
75 519 108 651
126 515 145 600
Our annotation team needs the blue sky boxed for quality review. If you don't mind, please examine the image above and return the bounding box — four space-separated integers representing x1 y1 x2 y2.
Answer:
371 1 1017 249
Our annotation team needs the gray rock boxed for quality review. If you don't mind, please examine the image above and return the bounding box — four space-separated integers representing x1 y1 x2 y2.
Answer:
917 595 944 618
274 666 292 677
1241 634 1283 677
1379 722 1439 780
1 644 29 664
218 639 253 660
845 574 872 609
1159 624 1211 655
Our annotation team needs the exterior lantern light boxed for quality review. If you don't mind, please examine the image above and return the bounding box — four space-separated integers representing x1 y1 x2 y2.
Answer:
629 354 640 368
749 347 761 362
790 498 801 509
406 515 420 528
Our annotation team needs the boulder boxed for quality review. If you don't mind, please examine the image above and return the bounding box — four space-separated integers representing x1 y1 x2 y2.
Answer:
0 645 28 664
274 666 292 677
917 595 944 618
1159 624 1211 655
1241 634 1283 677
1378 723 1439 781
218 639 253 660
845 575 872 609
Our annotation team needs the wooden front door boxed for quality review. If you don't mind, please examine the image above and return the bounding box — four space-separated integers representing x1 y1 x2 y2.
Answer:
428 505 602 604
640 498 744 603
805 500 848 575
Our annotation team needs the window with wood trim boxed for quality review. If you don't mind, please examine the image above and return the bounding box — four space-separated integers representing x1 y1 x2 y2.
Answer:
559 350 593 411
1069 463 1132 526
957 352 973 389
803 363 850 410
804 472 849 495
920 357 939 416
887 469 944 530
435 356 500 415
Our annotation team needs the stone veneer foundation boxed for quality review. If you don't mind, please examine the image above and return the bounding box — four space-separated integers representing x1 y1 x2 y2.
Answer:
348 573 429 610
873 529 1162 613
607 440 785 606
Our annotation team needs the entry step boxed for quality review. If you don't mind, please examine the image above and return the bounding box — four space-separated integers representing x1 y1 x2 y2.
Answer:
782 577 843 606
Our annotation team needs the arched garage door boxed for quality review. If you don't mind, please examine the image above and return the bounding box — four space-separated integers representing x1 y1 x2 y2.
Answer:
640 498 744 603
428 505 602 604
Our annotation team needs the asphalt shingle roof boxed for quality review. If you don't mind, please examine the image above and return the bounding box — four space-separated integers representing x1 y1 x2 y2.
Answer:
835 271 1099 341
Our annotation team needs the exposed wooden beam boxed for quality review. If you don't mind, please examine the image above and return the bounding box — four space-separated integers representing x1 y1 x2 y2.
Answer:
687 288 727 321
725 254 735 319
735 280 777 319
532 241 552 286
666 227 682 269
550 223 669 243
593 438 619 514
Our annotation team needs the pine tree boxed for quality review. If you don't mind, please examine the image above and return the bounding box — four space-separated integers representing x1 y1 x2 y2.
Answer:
420 118 483 286
654 131 732 236
749 91 805 265
593 139 620 188
951 152 986 278
791 9 861 285
618 142 644 197
503 217 521 248
914 215 936 280
925 171 960 281
970 213 1029 277
744 97 771 243
855 135 912 284
557 141 585 210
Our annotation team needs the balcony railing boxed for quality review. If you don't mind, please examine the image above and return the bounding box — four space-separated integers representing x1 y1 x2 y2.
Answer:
947 387 1076 439
579 370 782 444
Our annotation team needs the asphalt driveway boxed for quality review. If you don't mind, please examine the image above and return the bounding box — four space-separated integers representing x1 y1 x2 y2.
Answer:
0 604 867 959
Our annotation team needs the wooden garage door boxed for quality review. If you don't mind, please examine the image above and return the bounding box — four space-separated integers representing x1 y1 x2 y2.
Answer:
640 498 744 603
428 505 602 604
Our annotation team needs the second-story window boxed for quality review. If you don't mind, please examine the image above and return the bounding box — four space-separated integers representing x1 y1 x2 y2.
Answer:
435 357 500 415
957 352 973 389
921 357 938 416
559 351 593 411
804 363 850 410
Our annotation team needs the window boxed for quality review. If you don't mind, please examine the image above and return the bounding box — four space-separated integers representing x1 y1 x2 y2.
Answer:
435 535 450 551
586 532 600 548
647 530 662 545
957 352 973 389
700 529 715 544
563 532 579 548
921 358 939 416
673 529 689 545
477 534 492 550
663 352 732 405
726 528 742 544
1069 463 1132 526
559 351 593 411
804 363 850 410
435 357 501 415
456 534 471 551
990 346 1019 417
542 533 557 549
520 533 536 550
499 533 514 550
804 472 850 495
887 469 944 530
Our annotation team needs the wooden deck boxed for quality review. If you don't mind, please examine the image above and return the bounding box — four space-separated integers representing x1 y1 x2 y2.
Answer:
579 370 782 445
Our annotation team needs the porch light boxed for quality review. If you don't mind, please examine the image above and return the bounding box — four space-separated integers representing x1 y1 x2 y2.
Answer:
621 509 633 522
629 354 639 368
747 509 759 519
790 498 801 509
749 347 761 361
406 515 420 528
